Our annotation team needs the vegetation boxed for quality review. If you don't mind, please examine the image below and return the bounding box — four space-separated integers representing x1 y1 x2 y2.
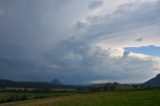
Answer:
1 89 160 106
0 91 76 104
1 75 160 106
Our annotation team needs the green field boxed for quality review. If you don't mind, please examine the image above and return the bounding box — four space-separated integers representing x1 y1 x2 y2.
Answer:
0 92 76 104
1 89 160 106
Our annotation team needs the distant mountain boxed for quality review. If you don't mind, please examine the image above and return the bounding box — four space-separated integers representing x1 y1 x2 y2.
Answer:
144 74 160 87
0 79 53 88
0 79 14 87
0 79 76 88
50 78 63 85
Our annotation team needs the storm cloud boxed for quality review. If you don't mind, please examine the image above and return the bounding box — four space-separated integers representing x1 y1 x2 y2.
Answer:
0 0 160 84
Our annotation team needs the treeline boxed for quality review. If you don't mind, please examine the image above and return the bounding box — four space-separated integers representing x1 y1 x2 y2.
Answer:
0 82 141 93
0 87 76 93
77 82 118 93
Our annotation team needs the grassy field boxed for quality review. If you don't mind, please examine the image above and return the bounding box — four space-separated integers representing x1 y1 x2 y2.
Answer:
0 91 76 104
1 89 160 106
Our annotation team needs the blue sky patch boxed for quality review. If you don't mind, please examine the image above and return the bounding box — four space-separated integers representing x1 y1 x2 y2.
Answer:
125 45 160 57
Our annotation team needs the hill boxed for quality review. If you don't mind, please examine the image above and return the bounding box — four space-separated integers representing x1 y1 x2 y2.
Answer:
144 74 160 87
0 79 55 88
50 78 63 85
0 79 75 88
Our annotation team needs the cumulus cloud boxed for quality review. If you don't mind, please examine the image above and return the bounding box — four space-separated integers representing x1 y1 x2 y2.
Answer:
73 0 160 49
88 0 103 10
43 42 160 84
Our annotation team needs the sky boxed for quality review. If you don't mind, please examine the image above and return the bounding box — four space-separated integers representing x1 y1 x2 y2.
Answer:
0 0 160 84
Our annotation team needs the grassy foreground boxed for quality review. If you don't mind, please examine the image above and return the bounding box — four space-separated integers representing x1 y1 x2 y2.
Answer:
0 92 76 103
1 89 160 106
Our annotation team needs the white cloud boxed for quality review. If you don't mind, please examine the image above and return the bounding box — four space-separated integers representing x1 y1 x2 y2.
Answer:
72 0 160 49
92 49 160 83
62 0 160 83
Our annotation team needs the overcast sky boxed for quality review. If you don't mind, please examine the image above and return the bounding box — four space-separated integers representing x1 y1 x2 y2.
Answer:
0 0 160 84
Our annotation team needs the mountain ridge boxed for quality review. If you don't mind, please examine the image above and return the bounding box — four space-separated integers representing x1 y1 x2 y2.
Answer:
144 74 160 87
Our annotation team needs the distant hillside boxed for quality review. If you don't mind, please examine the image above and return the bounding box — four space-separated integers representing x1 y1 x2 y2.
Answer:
0 79 14 87
0 79 75 88
144 74 160 87
0 79 55 88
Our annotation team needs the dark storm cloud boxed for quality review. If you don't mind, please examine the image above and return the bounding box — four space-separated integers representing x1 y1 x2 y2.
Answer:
0 0 160 84
0 0 90 60
123 50 130 58
0 0 91 83
135 37 143 42
0 58 36 81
